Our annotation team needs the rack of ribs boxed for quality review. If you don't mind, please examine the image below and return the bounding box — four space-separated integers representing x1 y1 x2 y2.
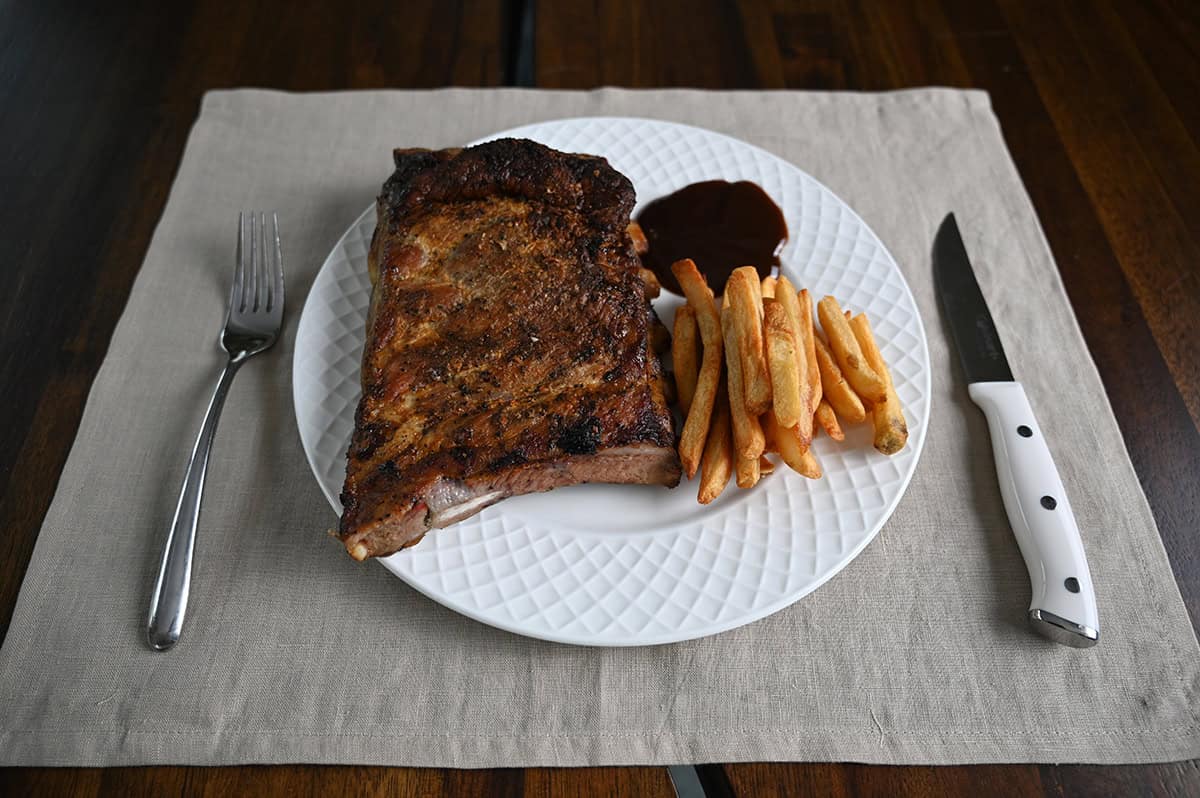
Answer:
338 138 681 560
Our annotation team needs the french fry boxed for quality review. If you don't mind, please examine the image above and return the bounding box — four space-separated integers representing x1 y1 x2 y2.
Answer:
736 454 761 488
698 385 734 504
627 221 649 255
722 308 766 461
780 282 818 447
795 448 822 479
758 456 775 475
672 259 723 478
765 410 821 478
762 408 778 453
734 268 772 412
850 312 908 455
762 408 789 459
672 304 699 417
725 267 772 416
761 275 777 298
763 299 804 431
639 268 661 300
747 270 764 308
815 398 845 441
817 296 887 405
813 334 867 424
797 288 821 412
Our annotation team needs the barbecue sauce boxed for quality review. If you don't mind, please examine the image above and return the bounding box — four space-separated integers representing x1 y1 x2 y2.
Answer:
635 180 787 296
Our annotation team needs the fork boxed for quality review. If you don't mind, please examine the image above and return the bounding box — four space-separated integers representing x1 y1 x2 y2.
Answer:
147 212 284 651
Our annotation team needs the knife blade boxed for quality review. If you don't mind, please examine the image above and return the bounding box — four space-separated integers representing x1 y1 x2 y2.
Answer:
933 213 1099 648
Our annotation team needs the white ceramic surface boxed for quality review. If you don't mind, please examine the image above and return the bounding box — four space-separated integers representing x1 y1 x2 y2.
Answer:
293 117 931 646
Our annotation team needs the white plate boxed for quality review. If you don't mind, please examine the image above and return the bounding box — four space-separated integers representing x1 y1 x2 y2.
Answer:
293 117 930 646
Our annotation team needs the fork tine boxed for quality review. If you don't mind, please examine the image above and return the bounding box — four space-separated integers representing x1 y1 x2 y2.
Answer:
258 211 268 312
269 212 283 312
263 214 272 312
231 212 246 313
250 211 260 312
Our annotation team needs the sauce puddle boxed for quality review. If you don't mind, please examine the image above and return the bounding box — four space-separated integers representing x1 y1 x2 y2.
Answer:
635 180 787 296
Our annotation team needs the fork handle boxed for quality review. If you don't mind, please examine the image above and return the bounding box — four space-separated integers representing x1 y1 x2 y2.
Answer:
147 356 243 650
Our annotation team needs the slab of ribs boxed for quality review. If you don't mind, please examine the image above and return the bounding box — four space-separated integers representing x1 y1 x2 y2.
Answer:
338 139 681 560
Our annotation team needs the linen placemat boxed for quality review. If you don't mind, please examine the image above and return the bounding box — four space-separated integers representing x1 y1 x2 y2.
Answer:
1 88 1197 767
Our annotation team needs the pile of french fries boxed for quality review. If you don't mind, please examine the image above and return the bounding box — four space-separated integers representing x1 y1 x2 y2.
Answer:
670 259 907 504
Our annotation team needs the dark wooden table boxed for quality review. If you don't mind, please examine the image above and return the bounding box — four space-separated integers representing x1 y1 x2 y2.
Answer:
2 1 1197 795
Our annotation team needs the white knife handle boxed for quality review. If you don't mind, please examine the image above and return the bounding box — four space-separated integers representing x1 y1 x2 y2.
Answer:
968 381 1099 647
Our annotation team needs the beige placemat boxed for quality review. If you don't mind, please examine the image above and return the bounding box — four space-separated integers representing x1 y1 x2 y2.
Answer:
1 88 1197 767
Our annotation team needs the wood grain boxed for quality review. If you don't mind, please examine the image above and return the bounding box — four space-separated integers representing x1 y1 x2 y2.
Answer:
999 0 1200 431
2 0 1197 795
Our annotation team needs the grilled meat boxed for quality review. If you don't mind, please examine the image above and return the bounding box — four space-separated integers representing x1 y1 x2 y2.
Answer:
338 139 681 560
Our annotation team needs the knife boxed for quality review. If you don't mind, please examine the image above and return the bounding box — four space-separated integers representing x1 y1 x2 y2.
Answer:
933 213 1099 648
